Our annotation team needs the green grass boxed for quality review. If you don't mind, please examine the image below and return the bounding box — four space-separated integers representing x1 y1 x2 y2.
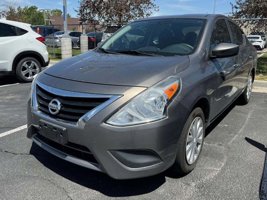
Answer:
47 47 81 59
257 53 267 75
256 75 267 81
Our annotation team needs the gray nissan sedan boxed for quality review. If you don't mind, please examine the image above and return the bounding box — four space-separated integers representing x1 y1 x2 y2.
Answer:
27 14 257 179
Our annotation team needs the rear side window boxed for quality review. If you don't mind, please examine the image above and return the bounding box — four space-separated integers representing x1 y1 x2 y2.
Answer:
0 23 27 37
228 21 243 45
210 19 231 48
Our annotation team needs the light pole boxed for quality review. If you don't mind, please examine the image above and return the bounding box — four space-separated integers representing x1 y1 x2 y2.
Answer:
213 0 217 14
63 0 68 33
61 0 72 59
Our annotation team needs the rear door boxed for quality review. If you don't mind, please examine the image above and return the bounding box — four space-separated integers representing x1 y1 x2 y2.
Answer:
228 20 252 91
0 22 28 71
209 19 239 118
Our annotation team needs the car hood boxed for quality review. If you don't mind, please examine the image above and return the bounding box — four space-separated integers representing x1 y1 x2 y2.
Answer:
44 51 190 87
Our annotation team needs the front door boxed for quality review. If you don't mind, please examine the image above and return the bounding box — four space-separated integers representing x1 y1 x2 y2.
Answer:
209 19 239 119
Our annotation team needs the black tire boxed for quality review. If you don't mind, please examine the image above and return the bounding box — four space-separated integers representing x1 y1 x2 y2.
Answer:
15 57 41 82
170 107 205 176
238 73 253 105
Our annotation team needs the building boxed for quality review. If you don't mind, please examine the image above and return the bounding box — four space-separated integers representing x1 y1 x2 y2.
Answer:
48 16 101 33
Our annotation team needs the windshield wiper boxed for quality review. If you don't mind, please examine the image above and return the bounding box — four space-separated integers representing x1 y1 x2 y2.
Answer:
115 50 159 56
97 47 118 54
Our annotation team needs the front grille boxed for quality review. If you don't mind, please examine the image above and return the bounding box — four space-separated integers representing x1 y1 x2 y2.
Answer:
35 134 98 164
36 84 109 123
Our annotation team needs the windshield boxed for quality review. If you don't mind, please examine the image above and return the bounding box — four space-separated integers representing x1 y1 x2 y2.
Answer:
100 18 206 56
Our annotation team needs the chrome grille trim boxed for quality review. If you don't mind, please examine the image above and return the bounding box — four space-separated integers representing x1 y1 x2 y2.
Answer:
33 81 121 128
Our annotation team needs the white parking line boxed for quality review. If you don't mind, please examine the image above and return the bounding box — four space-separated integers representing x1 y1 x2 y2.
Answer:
0 83 20 88
0 125 27 138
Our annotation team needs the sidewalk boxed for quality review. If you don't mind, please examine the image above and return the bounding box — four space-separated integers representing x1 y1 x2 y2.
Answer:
254 80 267 93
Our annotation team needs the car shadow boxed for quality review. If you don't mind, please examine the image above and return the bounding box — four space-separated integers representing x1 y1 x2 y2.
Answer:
30 143 166 197
0 75 19 86
245 137 267 200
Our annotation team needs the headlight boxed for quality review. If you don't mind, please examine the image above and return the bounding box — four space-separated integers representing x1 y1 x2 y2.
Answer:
107 76 181 126
29 74 39 111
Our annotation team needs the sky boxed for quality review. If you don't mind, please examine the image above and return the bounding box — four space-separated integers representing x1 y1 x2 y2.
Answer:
2 0 236 17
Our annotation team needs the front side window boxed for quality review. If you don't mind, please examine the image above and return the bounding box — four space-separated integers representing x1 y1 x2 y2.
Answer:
101 18 206 56
210 19 231 49
228 21 243 45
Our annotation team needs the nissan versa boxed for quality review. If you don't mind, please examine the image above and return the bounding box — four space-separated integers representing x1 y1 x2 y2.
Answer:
27 14 257 179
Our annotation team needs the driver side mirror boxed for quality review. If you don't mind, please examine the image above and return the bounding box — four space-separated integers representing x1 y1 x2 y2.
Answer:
210 43 239 58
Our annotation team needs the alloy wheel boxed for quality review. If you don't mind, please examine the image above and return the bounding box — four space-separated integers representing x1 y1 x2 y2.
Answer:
21 60 40 80
185 116 204 165
246 75 253 100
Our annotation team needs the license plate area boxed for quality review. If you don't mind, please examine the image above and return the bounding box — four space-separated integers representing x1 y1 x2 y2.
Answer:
38 120 68 145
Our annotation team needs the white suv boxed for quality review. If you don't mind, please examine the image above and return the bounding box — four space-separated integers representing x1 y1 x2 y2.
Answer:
0 19 49 82
247 34 266 50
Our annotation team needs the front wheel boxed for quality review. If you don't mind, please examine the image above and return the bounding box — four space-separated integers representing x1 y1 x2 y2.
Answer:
238 73 253 105
171 107 205 176
15 57 41 82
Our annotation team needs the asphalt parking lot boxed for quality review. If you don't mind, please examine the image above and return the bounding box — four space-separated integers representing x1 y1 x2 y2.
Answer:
0 75 267 200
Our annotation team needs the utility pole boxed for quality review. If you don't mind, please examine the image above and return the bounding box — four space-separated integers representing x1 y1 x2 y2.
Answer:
213 0 217 14
63 0 67 33
61 0 72 59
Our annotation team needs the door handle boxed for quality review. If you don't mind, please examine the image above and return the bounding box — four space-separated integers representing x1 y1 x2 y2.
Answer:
220 70 231 81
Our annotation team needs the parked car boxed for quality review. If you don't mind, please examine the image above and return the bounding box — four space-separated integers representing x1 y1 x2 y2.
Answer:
77 32 103 49
31 25 60 37
247 34 266 50
27 14 257 179
101 26 121 42
250 31 267 40
45 31 82 48
87 32 103 48
0 19 49 82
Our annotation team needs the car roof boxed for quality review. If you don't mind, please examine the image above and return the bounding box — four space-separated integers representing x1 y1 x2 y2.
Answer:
0 19 32 31
135 14 225 22
247 35 261 37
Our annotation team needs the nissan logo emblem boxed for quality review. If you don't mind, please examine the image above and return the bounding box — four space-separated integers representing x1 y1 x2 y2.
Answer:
48 99 61 115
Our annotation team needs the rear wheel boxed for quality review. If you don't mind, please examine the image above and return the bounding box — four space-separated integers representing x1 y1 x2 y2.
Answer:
15 57 41 82
171 107 205 176
238 72 253 105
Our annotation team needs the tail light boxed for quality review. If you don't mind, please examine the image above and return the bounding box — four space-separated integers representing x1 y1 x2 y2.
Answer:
36 37 45 44
88 37 96 42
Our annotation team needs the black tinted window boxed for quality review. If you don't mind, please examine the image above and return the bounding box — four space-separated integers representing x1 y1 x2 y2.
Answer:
69 32 81 37
69 32 76 37
210 19 231 48
228 21 243 45
0 23 27 37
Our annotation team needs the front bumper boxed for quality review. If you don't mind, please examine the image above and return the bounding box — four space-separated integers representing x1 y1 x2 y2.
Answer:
27 77 188 179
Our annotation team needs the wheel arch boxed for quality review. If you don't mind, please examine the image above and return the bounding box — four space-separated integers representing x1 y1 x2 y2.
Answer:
191 97 210 124
12 51 45 71
251 67 256 82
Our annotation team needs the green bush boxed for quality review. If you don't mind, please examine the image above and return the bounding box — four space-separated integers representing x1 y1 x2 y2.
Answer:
257 54 267 74
47 47 81 59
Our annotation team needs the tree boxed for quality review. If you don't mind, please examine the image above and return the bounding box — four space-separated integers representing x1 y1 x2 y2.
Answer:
231 0 267 29
4 6 44 25
79 0 158 27
51 9 63 17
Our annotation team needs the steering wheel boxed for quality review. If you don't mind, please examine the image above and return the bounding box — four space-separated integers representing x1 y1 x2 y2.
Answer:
121 35 130 49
